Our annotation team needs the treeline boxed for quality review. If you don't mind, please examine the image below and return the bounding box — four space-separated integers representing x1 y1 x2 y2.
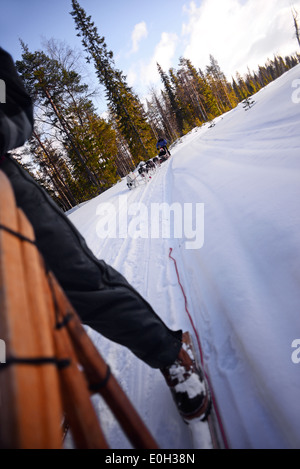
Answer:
15 40 138 211
14 0 300 211
147 52 300 141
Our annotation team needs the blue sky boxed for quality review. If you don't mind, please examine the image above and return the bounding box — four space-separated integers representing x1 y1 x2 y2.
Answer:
1 0 300 113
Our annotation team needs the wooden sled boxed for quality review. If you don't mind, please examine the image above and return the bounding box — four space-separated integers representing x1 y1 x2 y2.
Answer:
0 170 159 449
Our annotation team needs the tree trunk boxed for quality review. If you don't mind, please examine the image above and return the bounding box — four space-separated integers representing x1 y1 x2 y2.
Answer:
42 86 100 188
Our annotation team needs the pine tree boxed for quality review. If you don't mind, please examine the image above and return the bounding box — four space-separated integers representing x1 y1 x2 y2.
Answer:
169 66 195 133
31 129 79 209
179 58 220 121
17 44 102 188
206 55 238 112
235 72 251 100
145 87 179 143
257 64 272 87
70 0 156 164
153 89 179 142
232 77 243 101
157 63 184 135
16 42 120 205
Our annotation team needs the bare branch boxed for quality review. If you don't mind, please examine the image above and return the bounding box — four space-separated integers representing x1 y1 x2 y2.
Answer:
292 6 300 48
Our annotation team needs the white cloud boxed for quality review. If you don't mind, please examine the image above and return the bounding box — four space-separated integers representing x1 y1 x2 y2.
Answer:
125 0 300 97
127 68 137 87
182 0 300 79
131 21 148 53
140 32 179 86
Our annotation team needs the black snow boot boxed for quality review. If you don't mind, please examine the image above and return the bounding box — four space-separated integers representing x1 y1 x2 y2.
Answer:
161 332 211 422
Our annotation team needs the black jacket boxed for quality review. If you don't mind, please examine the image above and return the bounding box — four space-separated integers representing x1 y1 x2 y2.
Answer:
0 48 182 369
0 48 33 156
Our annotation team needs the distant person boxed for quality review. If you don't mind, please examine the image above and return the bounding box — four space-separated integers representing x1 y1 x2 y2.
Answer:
156 136 171 157
156 137 171 163
0 47 211 422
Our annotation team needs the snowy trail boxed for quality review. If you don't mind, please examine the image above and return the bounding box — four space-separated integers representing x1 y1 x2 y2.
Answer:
68 64 300 449
168 79 300 447
69 161 196 449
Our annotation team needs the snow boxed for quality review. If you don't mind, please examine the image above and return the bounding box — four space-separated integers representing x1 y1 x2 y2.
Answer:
172 372 206 400
67 65 300 449
188 419 214 450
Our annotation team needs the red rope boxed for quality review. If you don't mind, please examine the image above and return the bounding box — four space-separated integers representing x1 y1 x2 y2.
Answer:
168 247 229 449
168 248 204 364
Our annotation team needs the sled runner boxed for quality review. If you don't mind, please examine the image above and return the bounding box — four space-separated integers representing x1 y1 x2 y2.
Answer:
181 331 227 449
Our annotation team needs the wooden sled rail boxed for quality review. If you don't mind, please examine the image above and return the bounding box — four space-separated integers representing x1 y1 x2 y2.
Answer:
0 170 159 449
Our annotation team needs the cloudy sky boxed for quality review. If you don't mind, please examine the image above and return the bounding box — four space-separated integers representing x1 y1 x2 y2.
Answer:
1 0 300 111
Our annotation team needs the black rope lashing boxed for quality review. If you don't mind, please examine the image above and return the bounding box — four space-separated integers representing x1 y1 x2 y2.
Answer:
0 222 61 328
0 356 71 370
55 312 74 330
88 365 111 392
46 271 68 329
0 223 75 374
0 223 36 245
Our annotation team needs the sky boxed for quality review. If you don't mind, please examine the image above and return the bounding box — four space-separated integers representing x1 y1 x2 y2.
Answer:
1 0 300 113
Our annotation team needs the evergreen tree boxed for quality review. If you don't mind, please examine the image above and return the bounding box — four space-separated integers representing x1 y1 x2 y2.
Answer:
232 77 243 101
70 0 156 164
17 44 101 187
169 66 195 133
257 64 272 87
16 43 119 205
179 58 220 121
31 129 79 210
206 55 238 111
146 87 179 143
157 62 184 135
236 72 251 99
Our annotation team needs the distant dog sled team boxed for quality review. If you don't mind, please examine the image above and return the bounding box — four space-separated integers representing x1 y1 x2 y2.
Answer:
126 137 171 190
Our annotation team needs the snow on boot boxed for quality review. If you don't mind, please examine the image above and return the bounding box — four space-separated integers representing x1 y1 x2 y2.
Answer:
161 332 211 422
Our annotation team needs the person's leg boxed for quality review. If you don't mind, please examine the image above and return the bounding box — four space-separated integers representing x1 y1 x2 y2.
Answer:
1 154 182 369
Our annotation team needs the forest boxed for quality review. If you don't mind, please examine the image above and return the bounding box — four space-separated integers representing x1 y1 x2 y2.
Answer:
14 0 300 211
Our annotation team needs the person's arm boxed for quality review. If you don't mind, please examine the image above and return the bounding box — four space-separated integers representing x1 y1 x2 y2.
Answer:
0 48 33 156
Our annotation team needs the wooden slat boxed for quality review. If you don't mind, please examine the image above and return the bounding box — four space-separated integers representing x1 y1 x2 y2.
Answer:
0 169 159 450
0 172 108 449
0 171 47 448
17 209 63 448
51 306 109 449
47 271 159 449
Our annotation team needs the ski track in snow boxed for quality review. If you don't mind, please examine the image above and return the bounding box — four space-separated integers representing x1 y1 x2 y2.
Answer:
68 162 194 449
68 65 300 449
